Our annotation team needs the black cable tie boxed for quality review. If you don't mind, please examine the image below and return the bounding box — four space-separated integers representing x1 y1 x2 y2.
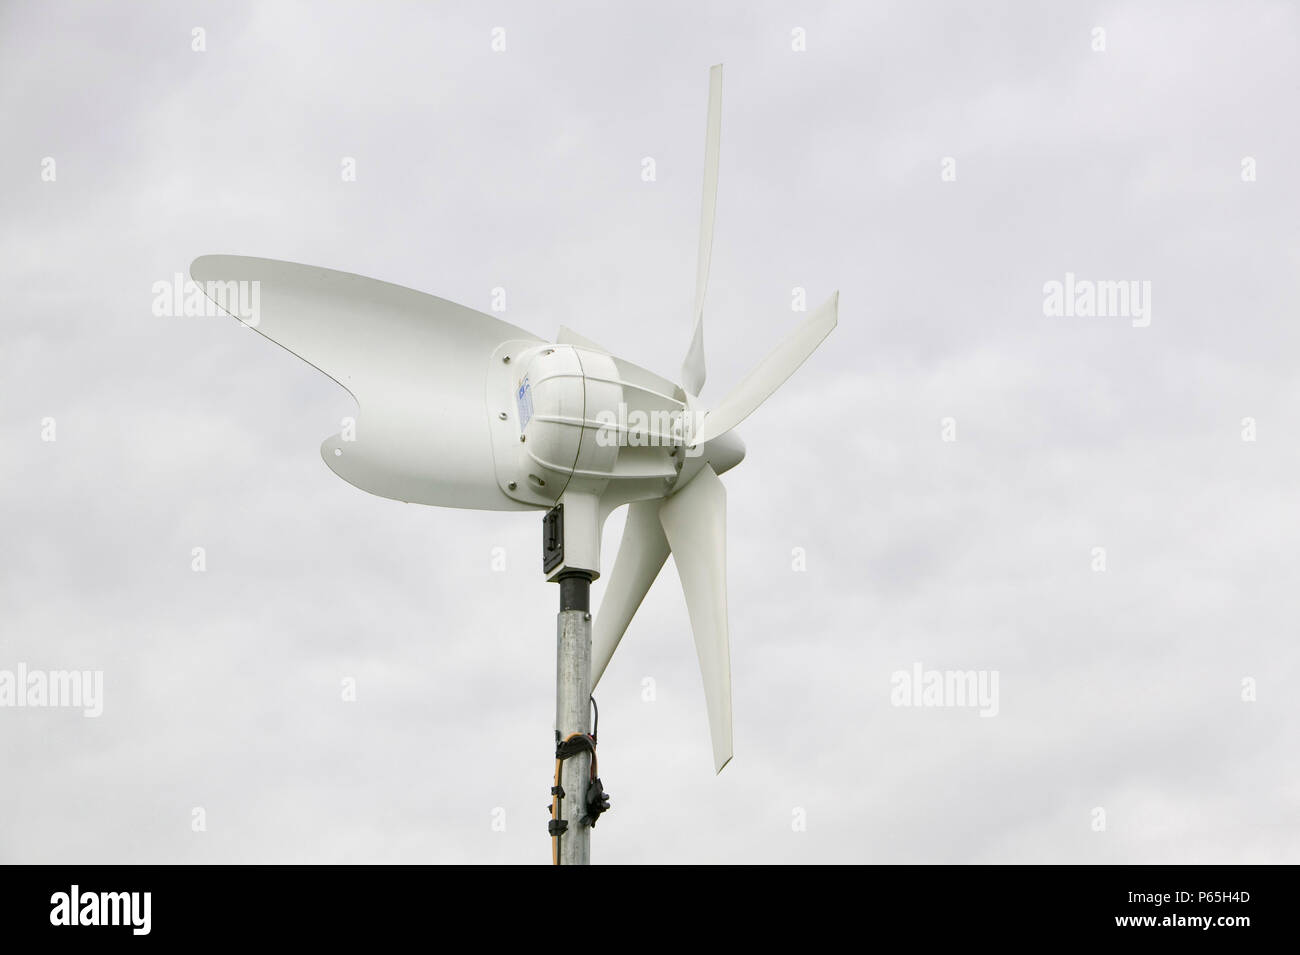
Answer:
555 734 596 761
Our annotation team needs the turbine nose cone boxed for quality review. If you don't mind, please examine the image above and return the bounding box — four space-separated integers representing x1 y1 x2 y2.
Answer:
703 429 745 475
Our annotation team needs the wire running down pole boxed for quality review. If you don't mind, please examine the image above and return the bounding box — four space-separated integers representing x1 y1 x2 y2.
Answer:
553 571 593 865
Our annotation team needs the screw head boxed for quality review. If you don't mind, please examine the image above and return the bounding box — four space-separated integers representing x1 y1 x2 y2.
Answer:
507 481 517 490
498 412 508 420
519 434 526 442
503 355 511 364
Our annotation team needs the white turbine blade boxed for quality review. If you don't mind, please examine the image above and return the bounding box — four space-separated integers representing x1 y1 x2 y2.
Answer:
680 64 723 397
693 291 838 445
592 501 672 687
658 464 732 773
190 255 542 510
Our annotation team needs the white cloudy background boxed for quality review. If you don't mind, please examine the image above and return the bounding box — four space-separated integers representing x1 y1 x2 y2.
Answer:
2 0 1297 864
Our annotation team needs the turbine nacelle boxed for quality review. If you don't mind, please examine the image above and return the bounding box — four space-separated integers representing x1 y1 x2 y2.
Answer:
484 340 745 505
479 339 747 581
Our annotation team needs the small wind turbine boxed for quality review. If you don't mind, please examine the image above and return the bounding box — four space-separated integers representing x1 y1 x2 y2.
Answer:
191 65 838 864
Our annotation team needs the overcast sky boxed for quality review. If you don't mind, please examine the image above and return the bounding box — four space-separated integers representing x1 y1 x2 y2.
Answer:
2 0 1297 864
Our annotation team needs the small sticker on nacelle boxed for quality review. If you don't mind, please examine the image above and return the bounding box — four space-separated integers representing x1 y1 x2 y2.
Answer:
516 376 534 431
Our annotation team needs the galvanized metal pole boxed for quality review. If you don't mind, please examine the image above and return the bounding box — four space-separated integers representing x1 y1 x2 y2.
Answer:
555 573 593 865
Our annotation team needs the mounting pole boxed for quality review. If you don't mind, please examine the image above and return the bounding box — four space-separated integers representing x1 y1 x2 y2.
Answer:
544 497 605 864
554 571 593 865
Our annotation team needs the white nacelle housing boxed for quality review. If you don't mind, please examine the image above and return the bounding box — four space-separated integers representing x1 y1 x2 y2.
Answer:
486 340 693 577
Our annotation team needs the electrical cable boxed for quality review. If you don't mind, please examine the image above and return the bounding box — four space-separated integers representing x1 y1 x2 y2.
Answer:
548 695 608 864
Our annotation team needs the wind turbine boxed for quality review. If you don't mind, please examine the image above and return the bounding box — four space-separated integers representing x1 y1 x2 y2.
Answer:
191 64 838 864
